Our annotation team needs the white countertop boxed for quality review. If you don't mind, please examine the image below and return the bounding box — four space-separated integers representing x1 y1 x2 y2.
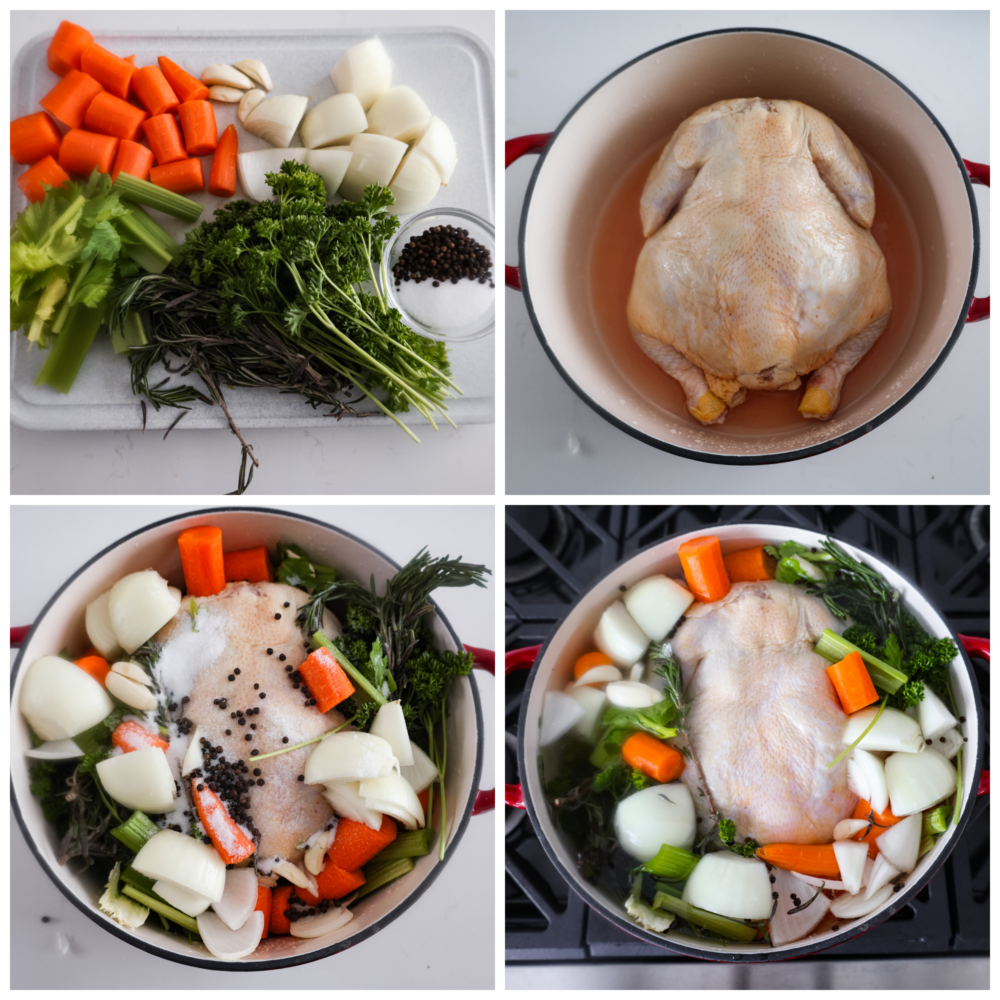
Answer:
505 11 989 494
11 504 496 989
11 10 495 496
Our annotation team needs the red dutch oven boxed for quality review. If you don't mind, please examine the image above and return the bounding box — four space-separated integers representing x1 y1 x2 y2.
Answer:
507 28 989 463
506 521 988 961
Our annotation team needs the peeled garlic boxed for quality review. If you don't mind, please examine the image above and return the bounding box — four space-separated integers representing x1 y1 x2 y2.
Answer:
366 85 431 143
243 94 309 148
201 63 253 89
111 660 154 687
411 117 457 185
388 147 441 214
232 59 272 91
331 37 392 111
339 133 407 202
207 85 245 103
106 671 158 711
238 88 266 124
300 92 367 149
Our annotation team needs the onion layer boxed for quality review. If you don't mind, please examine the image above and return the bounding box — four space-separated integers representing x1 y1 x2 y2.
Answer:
20 654 114 740
682 852 773 920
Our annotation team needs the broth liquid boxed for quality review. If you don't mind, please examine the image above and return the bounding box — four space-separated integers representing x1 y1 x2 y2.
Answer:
588 144 920 434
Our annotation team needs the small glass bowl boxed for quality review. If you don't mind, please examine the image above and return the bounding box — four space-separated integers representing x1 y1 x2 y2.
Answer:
382 207 495 342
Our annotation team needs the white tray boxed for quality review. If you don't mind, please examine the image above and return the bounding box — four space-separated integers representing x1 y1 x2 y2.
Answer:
10 27 495 431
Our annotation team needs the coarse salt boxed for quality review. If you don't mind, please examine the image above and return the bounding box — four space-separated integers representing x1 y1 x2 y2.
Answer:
395 276 493 333
153 606 229 702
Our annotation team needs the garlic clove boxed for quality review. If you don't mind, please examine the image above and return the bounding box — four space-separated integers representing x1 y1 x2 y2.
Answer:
232 59 273 92
201 63 254 89
208 85 245 103
238 88 267 124
243 95 309 148
106 671 158 712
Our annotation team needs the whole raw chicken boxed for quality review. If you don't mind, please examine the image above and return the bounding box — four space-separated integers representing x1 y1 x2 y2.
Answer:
627 98 891 424
671 580 857 844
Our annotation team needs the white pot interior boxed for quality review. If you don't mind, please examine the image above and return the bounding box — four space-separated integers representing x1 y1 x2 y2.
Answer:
522 522 980 957
12 509 479 967
522 30 976 459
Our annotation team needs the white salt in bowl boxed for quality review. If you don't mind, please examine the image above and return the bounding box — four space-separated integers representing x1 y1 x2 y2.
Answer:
384 207 495 342
11 507 492 970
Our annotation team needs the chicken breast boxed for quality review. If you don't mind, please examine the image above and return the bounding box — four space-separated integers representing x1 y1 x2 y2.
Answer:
672 580 856 844
628 97 891 424
154 581 344 862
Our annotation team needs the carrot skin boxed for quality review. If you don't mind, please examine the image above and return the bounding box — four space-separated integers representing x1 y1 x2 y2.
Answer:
47 21 95 76
58 129 119 177
269 885 293 935
326 816 398 871
84 90 148 143
192 779 256 863
11 112 63 165
17 156 71 203
150 158 204 194
131 65 180 117
80 42 135 100
679 536 731 603
222 544 272 583
208 124 238 197
315 861 366 901
255 886 272 938
755 843 840 879
157 55 210 103
723 545 777 583
826 650 879 715
177 100 218 156
111 139 154 182
177 525 226 597
74 654 112 687
298 646 356 713
40 70 104 130
622 731 686 783
112 719 169 752
141 113 187 165
573 651 615 680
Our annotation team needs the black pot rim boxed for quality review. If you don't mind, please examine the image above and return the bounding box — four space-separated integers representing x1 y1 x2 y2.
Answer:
516 26 982 465
11 506 485 972
514 520 985 962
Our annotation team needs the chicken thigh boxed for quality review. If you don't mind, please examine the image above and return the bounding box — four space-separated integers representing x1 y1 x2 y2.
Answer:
627 98 891 424
671 580 856 844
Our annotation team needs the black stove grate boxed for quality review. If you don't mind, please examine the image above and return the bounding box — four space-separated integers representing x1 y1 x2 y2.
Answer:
505 505 989 963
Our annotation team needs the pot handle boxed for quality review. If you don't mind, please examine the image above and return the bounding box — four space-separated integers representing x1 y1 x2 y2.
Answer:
504 644 542 809
11 626 31 647
958 633 989 798
962 160 989 322
465 645 497 815
505 134 552 291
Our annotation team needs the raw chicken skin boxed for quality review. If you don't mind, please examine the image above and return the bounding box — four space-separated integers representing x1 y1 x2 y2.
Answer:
627 98 891 424
672 580 857 844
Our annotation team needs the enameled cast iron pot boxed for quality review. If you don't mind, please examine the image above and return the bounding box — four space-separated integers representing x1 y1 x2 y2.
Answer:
11 508 494 971
506 522 988 961
507 28 989 463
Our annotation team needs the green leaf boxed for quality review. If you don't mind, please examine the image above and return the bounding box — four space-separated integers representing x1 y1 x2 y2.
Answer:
79 220 122 262
70 258 117 308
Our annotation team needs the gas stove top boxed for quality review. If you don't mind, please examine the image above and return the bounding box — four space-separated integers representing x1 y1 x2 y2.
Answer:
505 506 989 966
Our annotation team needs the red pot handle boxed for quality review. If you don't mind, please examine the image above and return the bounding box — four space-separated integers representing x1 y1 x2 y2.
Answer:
504 644 542 809
963 160 989 322
505 134 552 291
465 645 496 815
11 626 31 647
957 634 989 798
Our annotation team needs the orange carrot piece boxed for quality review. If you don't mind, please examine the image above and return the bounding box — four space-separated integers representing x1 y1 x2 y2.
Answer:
150 157 204 194
47 21 94 77
157 56 210 103
679 535 731 603
17 156 71 203
40 69 104 130
297 646 356 713
80 646 102 660
112 719 169 753
74 654 112 687
326 816 398 871
755 843 840 879
573 651 615 680
622 732 686 783
826 650 879 715
852 799 904 858
111 139 154 182
315 860 366 901
269 885 293 935
177 100 218 157
58 129 119 177
723 545 776 583
83 90 148 143
11 112 63 166
294 883 323 907
131 65 180 117
141 113 187 165
223 544 272 583
124 55 136 65
80 42 135 100
255 885 272 938
208 124 238 198
177 525 226 597
191 779 256 863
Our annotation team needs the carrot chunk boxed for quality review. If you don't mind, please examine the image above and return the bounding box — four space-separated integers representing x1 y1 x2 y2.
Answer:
47 20 94 77
150 157 204 195
223 545 272 583
142 113 187 165
723 545 776 583
11 112 63 165
622 732 685 783
573 650 614 680
177 100 218 156
130 65 180 117
298 646 356 713
852 798 904 858
826 650 879 715
17 156 71 203
83 90 148 143
191 779 255 864
177 525 226 597
111 139 154 182
269 884 293 935
40 69 104 130
755 843 840 878
58 129 119 177
326 816 398 871
80 42 135 100
679 535 731 603
255 885 272 938
315 860 366 901
157 55 210 103
74 654 111 687
208 124 238 198
112 719 169 753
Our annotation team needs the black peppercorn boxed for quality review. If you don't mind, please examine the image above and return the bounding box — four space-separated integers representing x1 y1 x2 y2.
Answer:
282 736 289 743
251 749 259 756
225 729 232 736
245 734 252 741
267 648 273 655
283 602 290 608
297 774 304 781
275 613 281 620
254 683 259 690
228 674 235 681
279 654 286 662
234 668 240 675
253 768 261 776
257 778 265 786
260 692 266 699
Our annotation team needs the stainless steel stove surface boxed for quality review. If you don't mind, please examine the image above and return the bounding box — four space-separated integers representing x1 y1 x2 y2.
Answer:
505 506 988 988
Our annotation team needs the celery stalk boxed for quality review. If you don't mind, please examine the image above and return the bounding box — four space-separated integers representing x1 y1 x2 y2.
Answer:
51 259 94 334
120 866 158 894
34 299 107 393
922 806 952 836
918 835 937 860
118 201 180 274
111 810 161 853
113 173 203 223
369 828 437 862
355 857 415 899
652 888 757 943
814 629 908 694
641 843 700 881
121 885 200 935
